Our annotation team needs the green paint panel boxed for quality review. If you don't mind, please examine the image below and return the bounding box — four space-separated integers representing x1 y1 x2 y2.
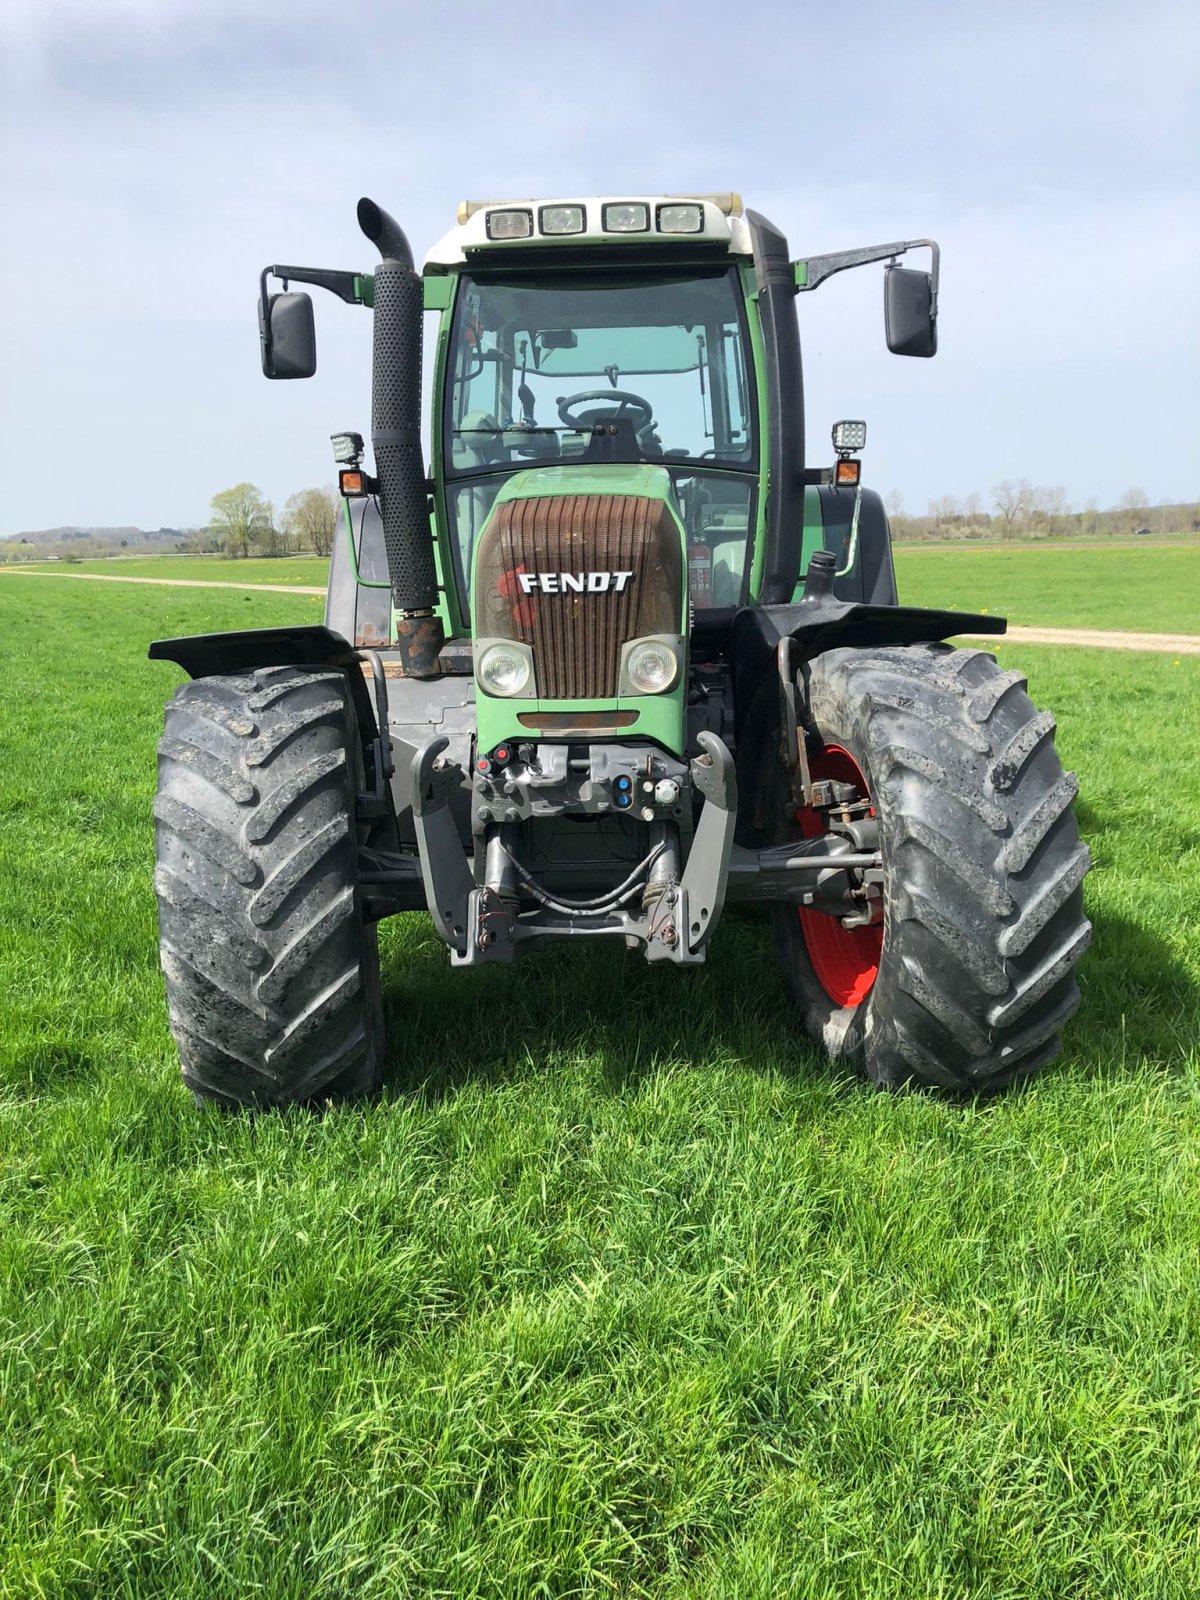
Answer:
493 463 677 504
475 691 685 758
740 264 771 600
423 274 454 311
353 274 374 308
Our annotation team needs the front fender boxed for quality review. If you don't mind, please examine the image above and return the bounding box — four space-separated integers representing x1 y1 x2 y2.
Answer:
148 624 382 752
731 598 1004 718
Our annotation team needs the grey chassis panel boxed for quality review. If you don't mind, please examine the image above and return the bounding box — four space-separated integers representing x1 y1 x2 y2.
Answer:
326 496 393 650
383 669 477 847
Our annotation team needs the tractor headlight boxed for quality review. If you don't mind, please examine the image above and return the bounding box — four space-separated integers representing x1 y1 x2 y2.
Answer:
625 639 679 695
476 641 532 697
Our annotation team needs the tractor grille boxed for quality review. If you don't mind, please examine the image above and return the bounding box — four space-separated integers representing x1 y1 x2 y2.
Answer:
475 493 683 700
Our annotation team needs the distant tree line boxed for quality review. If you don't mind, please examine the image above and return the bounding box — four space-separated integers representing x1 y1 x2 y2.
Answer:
196 483 340 559
886 485 1200 543
3 482 1199 565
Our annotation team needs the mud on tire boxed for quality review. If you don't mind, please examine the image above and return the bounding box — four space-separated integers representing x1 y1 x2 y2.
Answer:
153 665 385 1108
775 643 1092 1094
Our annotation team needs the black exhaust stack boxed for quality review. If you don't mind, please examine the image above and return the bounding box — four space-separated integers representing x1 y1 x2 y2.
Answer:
357 197 443 676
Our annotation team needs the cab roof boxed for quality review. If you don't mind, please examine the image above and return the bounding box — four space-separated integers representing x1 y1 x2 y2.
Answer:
424 193 755 270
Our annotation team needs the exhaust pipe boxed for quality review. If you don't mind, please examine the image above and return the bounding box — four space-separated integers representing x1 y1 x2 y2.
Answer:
357 197 443 676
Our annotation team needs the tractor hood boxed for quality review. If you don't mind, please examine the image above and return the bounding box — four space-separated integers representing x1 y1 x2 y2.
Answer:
469 463 689 755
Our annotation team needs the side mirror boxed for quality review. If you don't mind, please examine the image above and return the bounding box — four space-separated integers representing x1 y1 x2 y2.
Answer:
260 290 316 379
885 267 936 358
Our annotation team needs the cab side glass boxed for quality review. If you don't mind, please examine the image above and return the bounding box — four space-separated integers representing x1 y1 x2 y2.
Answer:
261 291 317 379
885 267 937 358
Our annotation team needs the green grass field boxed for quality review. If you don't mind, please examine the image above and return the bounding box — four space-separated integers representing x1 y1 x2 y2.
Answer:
895 543 1200 633
12 540 1200 635
2 579 1199 1598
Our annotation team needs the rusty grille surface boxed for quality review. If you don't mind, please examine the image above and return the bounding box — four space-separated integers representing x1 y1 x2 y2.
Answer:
476 493 683 699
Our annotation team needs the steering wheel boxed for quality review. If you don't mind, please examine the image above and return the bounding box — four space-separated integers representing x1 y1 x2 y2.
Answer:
556 389 654 432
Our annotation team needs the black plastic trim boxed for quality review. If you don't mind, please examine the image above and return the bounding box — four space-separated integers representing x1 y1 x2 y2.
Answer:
461 242 731 270
746 210 806 606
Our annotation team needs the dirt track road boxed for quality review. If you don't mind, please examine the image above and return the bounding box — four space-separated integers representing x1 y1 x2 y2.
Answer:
2 567 1197 654
0 569 327 597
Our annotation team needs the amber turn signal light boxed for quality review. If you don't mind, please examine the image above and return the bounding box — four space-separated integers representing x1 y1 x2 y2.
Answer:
835 459 861 486
339 468 368 496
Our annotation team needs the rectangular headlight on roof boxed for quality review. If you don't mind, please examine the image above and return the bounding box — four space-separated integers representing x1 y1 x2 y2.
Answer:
657 203 704 234
602 202 649 233
539 204 585 236
486 208 533 240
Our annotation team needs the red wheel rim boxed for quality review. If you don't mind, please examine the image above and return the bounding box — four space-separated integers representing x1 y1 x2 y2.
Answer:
796 744 882 1008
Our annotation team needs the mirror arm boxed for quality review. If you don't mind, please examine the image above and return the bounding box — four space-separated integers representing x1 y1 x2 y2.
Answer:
257 264 369 377
261 264 365 305
795 238 940 309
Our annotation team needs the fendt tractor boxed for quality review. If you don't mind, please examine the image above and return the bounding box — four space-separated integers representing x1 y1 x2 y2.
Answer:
150 193 1091 1106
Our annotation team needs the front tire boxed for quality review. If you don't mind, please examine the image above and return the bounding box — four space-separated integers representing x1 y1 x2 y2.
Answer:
774 643 1092 1093
153 665 385 1108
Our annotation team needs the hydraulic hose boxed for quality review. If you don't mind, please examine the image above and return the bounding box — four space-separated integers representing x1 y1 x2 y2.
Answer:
500 842 668 917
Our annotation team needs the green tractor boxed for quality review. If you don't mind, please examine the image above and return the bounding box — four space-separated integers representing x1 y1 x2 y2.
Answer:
151 192 1090 1105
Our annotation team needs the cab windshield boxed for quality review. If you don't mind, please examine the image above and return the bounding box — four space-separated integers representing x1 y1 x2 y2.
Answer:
444 268 755 475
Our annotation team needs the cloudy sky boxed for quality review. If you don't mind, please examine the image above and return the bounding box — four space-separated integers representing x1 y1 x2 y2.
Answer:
1 0 1196 534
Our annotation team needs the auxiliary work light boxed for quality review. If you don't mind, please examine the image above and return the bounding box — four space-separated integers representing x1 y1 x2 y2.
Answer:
539 204 585 235
832 419 867 453
602 202 650 233
486 209 533 241
657 203 704 234
330 431 364 466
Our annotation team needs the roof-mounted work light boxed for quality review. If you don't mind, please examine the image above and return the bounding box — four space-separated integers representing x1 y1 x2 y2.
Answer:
486 208 533 240
539 204 585 236
602 202 650 233
657 203 704 234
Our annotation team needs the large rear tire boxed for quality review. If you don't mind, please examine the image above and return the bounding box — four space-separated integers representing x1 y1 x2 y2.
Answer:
153 665 385 1108
774 643 1092 1093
